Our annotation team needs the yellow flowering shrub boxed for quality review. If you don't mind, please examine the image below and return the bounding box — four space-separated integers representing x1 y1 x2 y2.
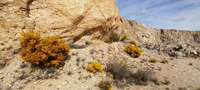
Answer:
86 64 96 73
149 58 157 63
124 44 142 57
19 30 70 67
87 61 103 73
161 59 168 63
120 35 128 41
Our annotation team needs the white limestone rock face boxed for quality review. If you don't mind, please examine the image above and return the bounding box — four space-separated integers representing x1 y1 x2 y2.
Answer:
27 0 121 42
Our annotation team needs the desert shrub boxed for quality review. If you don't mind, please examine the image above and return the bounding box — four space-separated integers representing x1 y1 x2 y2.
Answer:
19 30 70 67
99 78 112 90
86 61 103 73
120 35 128 41
161 58 168 63
109 33 120 42
106 59 132 88
104 33 120 43
68 43 86 49
106 58 154 88
149 58 157 63
124 44 142 57
106 59 131 80
133 70 153 85
20 29 40 51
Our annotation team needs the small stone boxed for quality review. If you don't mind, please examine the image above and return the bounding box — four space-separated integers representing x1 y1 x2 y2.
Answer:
107 72 114 79
33 81 37 84
173 84 176 86
190 50 197 54
0 71 4 74
73 67 76 70
4 84 12 90
44 68 55 74
62 82 67 85
7 72 12 76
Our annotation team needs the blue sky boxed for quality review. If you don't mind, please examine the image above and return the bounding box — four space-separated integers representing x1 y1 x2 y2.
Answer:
116 0 200 31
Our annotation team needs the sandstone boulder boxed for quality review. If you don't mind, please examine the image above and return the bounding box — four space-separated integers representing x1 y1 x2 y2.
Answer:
0 0 120 43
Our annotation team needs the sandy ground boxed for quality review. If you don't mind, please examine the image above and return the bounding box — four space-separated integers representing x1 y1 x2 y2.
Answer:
0 40 200 90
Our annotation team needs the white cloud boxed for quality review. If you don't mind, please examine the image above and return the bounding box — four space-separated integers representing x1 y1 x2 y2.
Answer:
171 18 185 22
140 9 148 14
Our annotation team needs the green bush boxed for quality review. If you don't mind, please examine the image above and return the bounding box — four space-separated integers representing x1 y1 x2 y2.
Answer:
104 33 120 43
19 30 70 67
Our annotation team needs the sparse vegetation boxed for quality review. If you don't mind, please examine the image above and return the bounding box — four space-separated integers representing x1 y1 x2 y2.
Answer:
149 58 157 63
124 44 143 57
133 70 153 85
161 58 168 63
98 78 112 90
106 59 133 88
19 30 70 67
86 61 103 73
104 33 120 43
68 43 86 49
106 59 131 80
106 58 154 88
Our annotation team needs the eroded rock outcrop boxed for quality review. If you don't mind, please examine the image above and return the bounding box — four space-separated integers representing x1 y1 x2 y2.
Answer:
118 17 200 46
